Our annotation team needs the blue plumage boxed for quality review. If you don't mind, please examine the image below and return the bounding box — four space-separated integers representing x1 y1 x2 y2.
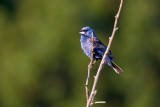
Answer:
79 26 123 75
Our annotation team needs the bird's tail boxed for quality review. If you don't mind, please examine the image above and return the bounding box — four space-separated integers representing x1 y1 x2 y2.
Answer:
111 61 123 75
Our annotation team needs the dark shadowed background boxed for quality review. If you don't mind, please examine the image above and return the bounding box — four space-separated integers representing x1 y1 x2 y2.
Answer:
0 0 160 107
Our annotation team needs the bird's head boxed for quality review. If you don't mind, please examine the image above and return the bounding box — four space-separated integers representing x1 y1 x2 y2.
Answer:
79 26 95 37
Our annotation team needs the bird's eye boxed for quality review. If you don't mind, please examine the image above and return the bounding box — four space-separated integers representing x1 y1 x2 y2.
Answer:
79 29 88 35
82 30 88 32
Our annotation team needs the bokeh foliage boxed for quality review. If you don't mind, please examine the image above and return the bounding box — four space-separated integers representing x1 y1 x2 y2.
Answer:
0 0 160 107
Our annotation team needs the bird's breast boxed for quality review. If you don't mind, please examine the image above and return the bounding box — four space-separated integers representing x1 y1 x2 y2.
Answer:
80 36 92 58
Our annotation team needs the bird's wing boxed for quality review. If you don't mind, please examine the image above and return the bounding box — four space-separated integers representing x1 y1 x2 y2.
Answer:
89 37 105 59
89 37 106 49
89 37 114 60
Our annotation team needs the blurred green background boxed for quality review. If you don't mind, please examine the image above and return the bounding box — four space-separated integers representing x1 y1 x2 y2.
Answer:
0 0 160 107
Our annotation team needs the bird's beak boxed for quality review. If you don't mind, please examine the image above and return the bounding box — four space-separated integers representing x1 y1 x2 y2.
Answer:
79 31 85 35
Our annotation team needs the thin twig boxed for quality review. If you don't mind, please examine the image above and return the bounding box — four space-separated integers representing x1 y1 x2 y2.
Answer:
86 0 123 107
91 101 106 105
85 32 95 101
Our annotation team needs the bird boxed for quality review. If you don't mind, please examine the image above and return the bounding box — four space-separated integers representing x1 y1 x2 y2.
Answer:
79 26 123 75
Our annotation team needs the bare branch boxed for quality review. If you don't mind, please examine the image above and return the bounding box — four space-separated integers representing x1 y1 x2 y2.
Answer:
92 101 106 105
86 0 123 107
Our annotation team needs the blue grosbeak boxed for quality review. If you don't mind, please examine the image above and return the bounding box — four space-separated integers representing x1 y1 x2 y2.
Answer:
79 26 123 75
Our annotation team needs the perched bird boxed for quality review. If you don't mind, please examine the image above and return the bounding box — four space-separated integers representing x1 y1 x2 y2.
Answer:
79 26 123 75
